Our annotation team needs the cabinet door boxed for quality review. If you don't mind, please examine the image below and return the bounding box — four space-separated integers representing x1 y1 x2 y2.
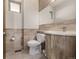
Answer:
51 35 76 59
45 34 51 59
63 36 76 57
51 35 65 59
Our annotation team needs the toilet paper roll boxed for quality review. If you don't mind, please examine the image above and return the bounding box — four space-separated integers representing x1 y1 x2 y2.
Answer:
10 36 15 41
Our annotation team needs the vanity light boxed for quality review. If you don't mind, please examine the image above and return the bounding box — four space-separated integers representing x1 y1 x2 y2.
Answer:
51 0 55 2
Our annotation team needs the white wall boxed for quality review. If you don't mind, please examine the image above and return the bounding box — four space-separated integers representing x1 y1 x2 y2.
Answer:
55 0 76 22
6 0 22 29
6 0 76 29
24 0 39 29
39 0 76 25
11 0 21 2
6 0 39 29
39 5 54 25
6 12 22 29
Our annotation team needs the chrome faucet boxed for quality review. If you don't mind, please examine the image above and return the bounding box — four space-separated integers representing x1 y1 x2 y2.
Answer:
62 26 66 32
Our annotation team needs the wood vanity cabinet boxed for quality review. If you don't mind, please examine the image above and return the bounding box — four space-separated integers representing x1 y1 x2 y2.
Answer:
45 34 51 59
45 34 76 59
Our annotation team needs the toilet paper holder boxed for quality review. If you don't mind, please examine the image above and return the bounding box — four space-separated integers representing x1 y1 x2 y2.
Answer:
10 36 15 41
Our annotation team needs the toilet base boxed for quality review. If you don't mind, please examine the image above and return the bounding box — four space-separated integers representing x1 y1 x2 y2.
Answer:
29 45 41 55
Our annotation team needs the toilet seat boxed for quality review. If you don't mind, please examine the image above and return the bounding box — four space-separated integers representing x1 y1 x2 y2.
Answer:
27 33 45 55
27 40 41 47
36 33 45 43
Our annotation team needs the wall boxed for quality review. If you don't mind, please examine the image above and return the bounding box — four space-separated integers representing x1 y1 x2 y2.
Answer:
39 0 76 25
6 0 76 28
6 0 54 29
11 0 21 2
6 0 39 51
39 5 54 25
6 0 22 29
6 0 39 29
6 29 38 52
6 12 22 29
55 0 76 22
24 0 39 29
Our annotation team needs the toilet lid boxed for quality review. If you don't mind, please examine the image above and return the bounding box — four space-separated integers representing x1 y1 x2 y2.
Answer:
36 33 45 43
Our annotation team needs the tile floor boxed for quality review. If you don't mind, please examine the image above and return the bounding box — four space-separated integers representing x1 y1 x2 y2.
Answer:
6 50 47 59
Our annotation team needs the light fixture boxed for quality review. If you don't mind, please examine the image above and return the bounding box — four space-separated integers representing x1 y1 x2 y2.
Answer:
51 0 55 2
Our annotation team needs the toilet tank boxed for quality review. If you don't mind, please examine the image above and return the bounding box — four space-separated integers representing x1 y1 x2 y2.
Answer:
36 33 45 43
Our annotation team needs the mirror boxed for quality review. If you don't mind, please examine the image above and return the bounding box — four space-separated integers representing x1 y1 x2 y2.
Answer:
39 0 56 26
39 0 76 30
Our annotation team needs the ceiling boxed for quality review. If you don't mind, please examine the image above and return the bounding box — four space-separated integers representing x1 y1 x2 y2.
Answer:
39 0 74 11
50 0 75 7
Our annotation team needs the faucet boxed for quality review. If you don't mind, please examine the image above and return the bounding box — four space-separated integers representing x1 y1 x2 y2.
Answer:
62 26 66 32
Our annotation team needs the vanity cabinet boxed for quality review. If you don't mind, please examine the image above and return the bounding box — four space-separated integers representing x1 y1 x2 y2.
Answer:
45 34 51 59
45 34 76 59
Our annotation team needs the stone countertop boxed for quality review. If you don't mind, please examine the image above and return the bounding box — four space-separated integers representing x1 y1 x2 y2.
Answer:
38 20 76 36
37 30 76 36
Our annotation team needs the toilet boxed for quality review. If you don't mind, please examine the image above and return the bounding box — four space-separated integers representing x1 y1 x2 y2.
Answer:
27 33 45 55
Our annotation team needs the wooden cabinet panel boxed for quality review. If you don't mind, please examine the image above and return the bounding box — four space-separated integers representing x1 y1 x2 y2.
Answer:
51 35 65 59
64 36 76 57
45 34 76 59
45 34 51 59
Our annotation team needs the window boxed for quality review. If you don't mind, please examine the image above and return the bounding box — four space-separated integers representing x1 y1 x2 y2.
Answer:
9 1 21 13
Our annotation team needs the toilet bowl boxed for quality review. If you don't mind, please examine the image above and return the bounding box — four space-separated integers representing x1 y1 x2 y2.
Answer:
27 33 45 55
27 40 41 55
27 40 41 47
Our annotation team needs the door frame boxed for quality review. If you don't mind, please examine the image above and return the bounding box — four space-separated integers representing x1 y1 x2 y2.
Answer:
3 0 8 59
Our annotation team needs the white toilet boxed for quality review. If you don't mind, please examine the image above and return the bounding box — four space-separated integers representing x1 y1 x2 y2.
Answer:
27 33 45 55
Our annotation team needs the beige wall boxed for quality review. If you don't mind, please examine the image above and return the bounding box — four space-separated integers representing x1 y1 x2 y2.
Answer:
6 29 38 52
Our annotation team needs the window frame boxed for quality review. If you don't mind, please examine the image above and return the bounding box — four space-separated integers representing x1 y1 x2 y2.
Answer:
9 1 21 13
